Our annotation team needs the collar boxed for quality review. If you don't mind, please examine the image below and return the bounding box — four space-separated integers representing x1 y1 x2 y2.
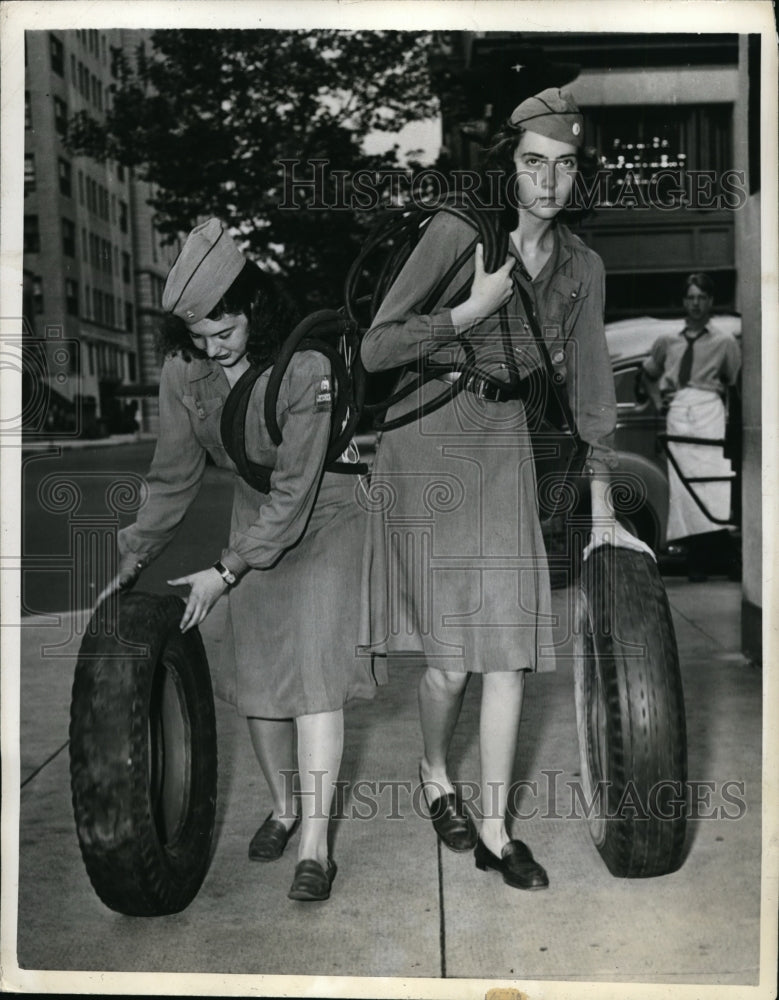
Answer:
508 224 568 281
681 325 710 341
187 356 225 385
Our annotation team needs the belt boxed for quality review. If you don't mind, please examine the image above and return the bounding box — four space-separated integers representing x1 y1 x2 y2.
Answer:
436 371 517 402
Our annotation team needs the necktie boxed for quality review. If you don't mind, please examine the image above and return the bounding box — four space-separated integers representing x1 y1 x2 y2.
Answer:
678 329 704 388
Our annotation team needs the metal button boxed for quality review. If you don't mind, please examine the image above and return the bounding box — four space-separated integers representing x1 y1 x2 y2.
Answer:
571 291 577 299
552 349 565 365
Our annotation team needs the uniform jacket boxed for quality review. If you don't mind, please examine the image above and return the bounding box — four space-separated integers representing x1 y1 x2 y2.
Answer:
360 211 617 476
118 350 332 580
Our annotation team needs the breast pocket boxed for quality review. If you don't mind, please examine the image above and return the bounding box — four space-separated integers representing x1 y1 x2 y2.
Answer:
181 394 225 447
546 275 588 338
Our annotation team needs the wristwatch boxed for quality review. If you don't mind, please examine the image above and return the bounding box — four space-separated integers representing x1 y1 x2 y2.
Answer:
213 560 237 587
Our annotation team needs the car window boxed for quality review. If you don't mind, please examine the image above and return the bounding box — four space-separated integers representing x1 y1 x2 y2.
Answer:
614 364 657 413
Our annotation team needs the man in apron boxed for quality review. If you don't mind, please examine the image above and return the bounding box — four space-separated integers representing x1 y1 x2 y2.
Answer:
641 273 741 580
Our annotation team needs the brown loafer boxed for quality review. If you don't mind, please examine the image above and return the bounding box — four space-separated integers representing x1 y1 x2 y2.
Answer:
287 858 337 901
248 812 300 862
420 768 477 853
474 837 549 890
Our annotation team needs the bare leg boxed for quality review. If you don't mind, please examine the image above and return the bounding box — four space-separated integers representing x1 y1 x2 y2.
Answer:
247 716 297 828
295 708 344 867
478 670 525 856
418 666 469 805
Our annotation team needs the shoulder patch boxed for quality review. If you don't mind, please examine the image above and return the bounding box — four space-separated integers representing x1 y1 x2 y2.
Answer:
314 376 333 412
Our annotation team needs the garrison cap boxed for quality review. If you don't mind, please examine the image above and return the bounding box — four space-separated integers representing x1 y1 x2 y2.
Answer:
162 218 245 323
510 88 583 147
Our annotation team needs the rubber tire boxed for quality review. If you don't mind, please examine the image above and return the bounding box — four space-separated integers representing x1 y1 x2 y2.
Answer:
69 591 218 916
573 547 687 877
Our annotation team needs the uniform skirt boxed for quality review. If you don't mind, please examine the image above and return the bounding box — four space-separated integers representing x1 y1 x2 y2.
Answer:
359 379 555 673
220 472 384 718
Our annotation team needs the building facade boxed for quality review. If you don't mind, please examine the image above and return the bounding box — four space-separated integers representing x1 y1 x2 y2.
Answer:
23 28 176 438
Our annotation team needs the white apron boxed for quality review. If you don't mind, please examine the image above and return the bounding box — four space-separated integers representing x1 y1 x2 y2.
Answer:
665 386 733 541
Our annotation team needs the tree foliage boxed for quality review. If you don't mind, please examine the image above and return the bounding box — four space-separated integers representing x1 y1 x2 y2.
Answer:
68 29 441 307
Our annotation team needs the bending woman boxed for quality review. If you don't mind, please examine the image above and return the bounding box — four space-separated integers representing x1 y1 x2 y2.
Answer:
360 88 649 889
101 218 380 902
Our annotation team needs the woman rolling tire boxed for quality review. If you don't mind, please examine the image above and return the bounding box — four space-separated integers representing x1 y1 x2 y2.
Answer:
573 546 687 877
69 590 217 916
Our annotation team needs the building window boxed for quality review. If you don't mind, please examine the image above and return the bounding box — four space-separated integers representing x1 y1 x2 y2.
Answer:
124 301 134 332
58 157 72 197
62 218 76 257
103 239 112 274
101 34 107 64
78 170 84 204
122 251 131 283
116 164 125 183
84 283 91 319
24 154 36 193
106 295 115 327
65 279 78 317
24 215 40 254
25 91 32 129
82 227 88 261
119 201 128 233
583 103 733 205
70 53 77 85
50 33 64 76
91 74 98 107
53 96 68 139
93 288 104 325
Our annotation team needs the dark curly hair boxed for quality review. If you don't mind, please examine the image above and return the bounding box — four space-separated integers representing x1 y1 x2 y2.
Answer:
482 120 600 231
156 260 300 369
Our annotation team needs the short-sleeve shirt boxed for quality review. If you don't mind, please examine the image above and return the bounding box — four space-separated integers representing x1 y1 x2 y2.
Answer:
643 322 741 397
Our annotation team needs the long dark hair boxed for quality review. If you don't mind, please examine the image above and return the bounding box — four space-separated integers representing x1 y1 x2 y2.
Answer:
157 260 300 369
482 120 599 231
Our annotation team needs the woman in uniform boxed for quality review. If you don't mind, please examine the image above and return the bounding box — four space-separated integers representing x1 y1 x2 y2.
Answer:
360 88 650 889
100 218 380 902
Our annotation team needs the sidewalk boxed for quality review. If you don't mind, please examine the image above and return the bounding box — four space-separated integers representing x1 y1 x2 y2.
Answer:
7 577 766 994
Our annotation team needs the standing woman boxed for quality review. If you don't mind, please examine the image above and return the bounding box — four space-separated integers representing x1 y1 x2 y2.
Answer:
101 219 380 902
360 89 650 888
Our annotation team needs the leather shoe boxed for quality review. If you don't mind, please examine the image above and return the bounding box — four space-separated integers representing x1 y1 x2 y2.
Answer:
474 837 549 890
287 858 337 901
248 812 300 862
420 767 477 853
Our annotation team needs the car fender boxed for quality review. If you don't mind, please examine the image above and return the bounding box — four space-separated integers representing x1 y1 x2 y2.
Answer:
610 450 669 549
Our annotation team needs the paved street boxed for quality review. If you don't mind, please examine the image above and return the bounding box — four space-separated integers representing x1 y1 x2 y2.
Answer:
21 440 233 616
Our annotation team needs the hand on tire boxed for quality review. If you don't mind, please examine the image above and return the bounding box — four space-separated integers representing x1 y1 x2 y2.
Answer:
583 519 656 562
168 568 228 632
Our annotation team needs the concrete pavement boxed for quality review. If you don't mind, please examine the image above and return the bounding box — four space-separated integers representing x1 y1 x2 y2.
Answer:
4 576 770 996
